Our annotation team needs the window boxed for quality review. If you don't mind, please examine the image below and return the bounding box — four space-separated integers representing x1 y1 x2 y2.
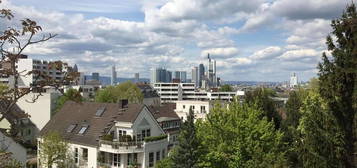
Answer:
82 148 88 162
78 125 89 135
127 153 137 165
156 151 160 161
149 152 154 167
119 130 127 137
66 124 77 133
74 148 78 163
95 107 106 117
114 154 120 166
162 149 166 158
146 129 151 137
183 105 185 109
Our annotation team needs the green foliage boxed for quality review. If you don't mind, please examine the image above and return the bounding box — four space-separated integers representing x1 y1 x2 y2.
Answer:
219 84 233 92
0 153 23 168
171 109 201 168
55 88 83 112
39 131 74 168
281 89 307 167
155 157 174 168
144 134 167 143
197 102 286 168
0 84 9 97
101 134 113 141
95 81 143 103
296 91 345 167
245 88 281 129
317 3 357 167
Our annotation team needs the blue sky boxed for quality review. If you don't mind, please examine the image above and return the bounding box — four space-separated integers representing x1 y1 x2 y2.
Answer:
1 0 351 82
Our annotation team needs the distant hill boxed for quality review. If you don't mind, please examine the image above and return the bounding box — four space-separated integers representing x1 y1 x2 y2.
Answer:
85 75 150 86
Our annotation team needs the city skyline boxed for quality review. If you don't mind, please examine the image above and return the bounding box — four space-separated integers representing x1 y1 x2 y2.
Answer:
1 0 351 81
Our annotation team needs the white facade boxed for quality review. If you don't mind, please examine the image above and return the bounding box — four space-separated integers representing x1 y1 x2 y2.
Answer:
16 58 68 87
153 83 242 103
175 101 211 121
290 73 298 88
0 131 27 166
17 92 60 131
39 106 171 168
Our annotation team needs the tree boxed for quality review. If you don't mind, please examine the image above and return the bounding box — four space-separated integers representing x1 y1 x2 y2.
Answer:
155 158 174 168
0 152 22 168
318 3 357 167
219 84 233 92
38 132 74 168
95 81 143 103
170 109 201 168
281 89 307 167
245 88 281 129
0 1 78 136
197 102 286 168
297 91 345 167
54 88 83 112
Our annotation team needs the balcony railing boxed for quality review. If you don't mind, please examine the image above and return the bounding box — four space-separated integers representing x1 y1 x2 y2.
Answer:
99 140 143 149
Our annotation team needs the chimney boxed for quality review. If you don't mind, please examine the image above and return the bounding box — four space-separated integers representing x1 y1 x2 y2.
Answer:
119 99 129 108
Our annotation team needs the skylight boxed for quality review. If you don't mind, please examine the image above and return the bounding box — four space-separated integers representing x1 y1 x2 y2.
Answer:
66 124 77 133
78 125 89 135
95 107 106 117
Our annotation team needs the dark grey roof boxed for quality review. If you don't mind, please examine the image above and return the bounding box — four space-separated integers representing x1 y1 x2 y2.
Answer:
137 84 159 98
148 103 180 121
40 101 145 146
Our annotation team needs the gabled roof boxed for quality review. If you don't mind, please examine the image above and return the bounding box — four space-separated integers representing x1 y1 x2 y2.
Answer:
40 101 145 146
148 103 180 122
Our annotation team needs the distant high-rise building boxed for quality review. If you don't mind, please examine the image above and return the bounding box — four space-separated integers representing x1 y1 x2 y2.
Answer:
73 64 78 72
135 73 139 83
207 54 217 88
174 71 187 83
150 67 172 84
92 72 100 81
198 64 205 87
111 65 117 85
192 67 199 88
290 73 298 88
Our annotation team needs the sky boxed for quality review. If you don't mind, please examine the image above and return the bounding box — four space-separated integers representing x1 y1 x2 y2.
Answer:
0 0 352 82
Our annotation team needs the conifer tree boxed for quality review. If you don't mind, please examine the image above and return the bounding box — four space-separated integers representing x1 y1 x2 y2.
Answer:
171 109 200 168
318 3 357 167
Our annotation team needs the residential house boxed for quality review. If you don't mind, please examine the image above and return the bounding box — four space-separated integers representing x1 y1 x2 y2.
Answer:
39 100 178 168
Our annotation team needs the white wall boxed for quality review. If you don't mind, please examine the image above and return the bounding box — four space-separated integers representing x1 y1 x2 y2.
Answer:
175 101 210 120
0 131 27 166
69 143 97 168
17 92 60 131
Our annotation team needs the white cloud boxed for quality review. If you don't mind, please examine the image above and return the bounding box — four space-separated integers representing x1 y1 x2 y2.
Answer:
201 47 239 58
249 46 282 60
278 49 320 61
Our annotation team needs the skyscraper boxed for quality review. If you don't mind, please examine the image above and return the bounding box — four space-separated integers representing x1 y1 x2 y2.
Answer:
150 67 172 84
174 71 187 83
92 72 99 81
134 73 139 83
207 54 217 88
192 67 198 88
198 64 205 87
111 65 117 85
290 73 298 88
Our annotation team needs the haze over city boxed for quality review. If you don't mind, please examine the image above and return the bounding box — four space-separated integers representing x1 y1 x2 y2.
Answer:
1 0 350 82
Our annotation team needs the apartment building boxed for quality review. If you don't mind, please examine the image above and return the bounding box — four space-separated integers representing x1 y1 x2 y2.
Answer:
39 100 180 168
152 83 244 102
16 58 69 87
174 101 211 121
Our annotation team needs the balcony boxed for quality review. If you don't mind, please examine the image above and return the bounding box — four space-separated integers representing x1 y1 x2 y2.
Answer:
99 140 144 153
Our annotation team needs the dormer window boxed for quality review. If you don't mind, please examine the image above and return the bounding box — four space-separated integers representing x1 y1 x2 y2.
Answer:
66 124 77 133
78 125 89 135
95 107 106 117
